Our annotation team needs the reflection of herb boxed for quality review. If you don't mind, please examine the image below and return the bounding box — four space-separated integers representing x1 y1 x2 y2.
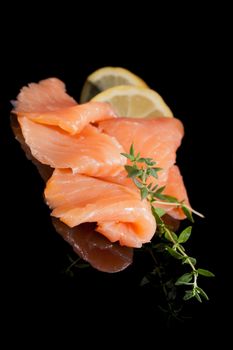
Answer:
122 144 214 303
140 246 187 324
62 254 90 277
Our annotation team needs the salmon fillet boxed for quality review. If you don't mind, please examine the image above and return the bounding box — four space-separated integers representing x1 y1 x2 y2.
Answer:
11 115 133 271
45 169 156 248
98 118 189 220
163 165 190 219
13 78 117 134
18 116 126 176
99 117 184 179
12 77 190 252
103 166 189 220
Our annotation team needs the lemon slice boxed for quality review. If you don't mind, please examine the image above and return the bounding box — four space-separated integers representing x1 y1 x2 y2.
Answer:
91 85 173 118
80 67 148 103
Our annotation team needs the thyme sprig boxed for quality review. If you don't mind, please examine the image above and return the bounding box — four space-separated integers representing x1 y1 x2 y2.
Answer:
121 144 214 302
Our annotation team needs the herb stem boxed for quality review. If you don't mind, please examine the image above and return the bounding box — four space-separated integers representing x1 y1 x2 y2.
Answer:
122 144 213 303
65 257 81 272
185 206 205 218
177 246 196 272
148 246 159 267
147 247 174 313
193 271 198 289
164 227 197 273
153 201 204 218
142 169 147 184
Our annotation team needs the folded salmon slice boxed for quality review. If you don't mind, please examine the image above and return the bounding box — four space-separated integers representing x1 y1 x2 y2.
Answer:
11 116 133 271
103 165 189 220
99 117 190 220
99 117 184 183
163 165 190 219
13 78 117 134
18 117 126 176
45 169 156 248
10 115 53 181
100 116 184 188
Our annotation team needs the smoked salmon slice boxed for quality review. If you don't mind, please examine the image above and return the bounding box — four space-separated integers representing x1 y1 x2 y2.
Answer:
13 78 117 134
163 165 190 219
98 117 184 181
18 116 126 176
11 116 133 271
98 118 189 220
12 77 190 253
45 169 156 248
103 166 190 220
10 115 53 181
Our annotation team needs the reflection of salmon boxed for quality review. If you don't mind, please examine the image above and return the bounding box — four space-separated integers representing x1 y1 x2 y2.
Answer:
13 78 117 134
10 115 53 182
45 169 156 248
52 219 133 273
18 117 125 176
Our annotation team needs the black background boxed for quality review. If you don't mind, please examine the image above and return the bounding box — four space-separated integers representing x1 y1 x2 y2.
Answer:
0 62 230 344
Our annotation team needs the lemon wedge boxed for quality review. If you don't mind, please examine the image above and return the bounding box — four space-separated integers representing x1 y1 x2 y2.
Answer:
80 66 148 103
91 85 173 118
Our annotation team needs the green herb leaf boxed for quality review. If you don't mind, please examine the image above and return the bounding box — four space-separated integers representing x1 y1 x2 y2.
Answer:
182 205 194 223
137 157 155 165
153 208 166 217
76 263 90 269
154 192 168 200
197 269 215 277
175 273 193 285
196 287 209 300
132 178 144 189
153 192 178 202
178 226 192 243
151 206 164 225
120 152 135 161
164 230 178 243
144 158 156 166
135 152 141 160
177 244 185 252
140 187 149 200
183 290 194 301
165 247 183 259
137 157 148 163
194 292 202 302
137 158 144 163
125 165 142 178
123 143 212 308
140 276 150 286
130 144 135 157
155 186 166 194
152 243 167 252
171 231 178 242
161 195 178 203
182 257 197 266
149 167 162 179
